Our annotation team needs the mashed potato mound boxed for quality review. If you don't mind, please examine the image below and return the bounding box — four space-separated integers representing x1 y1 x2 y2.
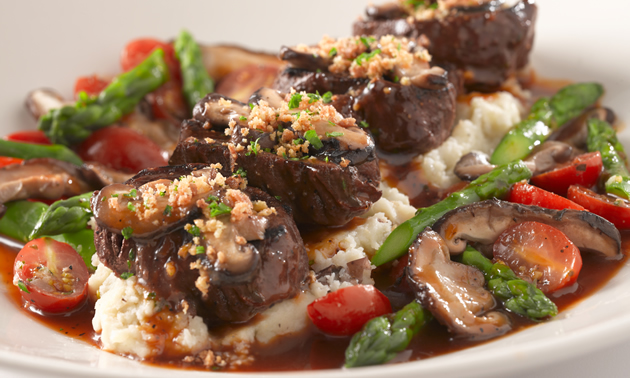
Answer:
420 92 524 188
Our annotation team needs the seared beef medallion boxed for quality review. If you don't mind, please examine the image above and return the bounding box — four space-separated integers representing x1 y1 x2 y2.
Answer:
169 89 381 226
273 35 457 155
91 164 308 326
353 0 537 91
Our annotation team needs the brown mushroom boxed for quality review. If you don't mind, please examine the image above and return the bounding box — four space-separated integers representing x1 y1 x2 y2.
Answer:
432 199 622 259
407 228 511 339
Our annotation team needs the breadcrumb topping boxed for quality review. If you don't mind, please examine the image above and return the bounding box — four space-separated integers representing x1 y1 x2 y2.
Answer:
294 35 431 81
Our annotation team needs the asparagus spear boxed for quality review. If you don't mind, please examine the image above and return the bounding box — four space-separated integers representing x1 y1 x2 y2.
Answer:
174 30 215 110
490 83 604 165
39 49 169 146
29 192 93 239
587 118 630 199
345 301 431 368
371 161 532 266
460 247 558 320
0 139 83 166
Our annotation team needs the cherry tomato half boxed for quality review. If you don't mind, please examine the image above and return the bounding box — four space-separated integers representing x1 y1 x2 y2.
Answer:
13 238 89 314
531 152 603 196
4 130 51 145
74 75 110 99
120 38 180 79
493 221 582 294
77 126 167 173
508 181 585 211
0 156 24 168
568 185 630 229
307 285 392 336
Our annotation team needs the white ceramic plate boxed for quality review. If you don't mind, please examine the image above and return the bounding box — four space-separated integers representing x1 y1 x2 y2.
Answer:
1 1 629 377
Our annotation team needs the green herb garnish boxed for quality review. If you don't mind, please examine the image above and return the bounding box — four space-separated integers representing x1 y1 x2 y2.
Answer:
288 93 303 109
355 49 381 66
304 130 323 149
121 227 134 240
163 205 173 216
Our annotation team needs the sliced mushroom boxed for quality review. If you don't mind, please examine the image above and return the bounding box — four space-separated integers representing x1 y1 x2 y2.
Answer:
453 151 494 181
93 164 308 325
201 44 284 82
454 142 576 182
525 141 574 174
0 158 131 205
407 228 511 339
24 88 68 120
279 46 331 72
549 107 617 149
432 199 622 259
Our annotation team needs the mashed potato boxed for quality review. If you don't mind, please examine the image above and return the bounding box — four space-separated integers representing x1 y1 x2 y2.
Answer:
420 92 524 188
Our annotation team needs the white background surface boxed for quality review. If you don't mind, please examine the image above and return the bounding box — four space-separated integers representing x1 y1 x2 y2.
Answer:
1 0 630 377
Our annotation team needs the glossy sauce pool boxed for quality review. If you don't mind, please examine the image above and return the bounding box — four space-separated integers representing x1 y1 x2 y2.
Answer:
0 230 627 371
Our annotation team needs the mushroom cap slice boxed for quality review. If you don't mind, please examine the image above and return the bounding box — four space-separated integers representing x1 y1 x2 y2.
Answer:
407 228 511 339
432 199 622 259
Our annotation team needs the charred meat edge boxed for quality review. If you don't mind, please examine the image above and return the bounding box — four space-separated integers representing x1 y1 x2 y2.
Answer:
407 228 511 339
432 199 622 259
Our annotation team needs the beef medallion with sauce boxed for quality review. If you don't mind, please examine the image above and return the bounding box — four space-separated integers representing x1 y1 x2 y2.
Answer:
91 164 309 326
169 89 381 226
273 35 457 155
353 0 537 91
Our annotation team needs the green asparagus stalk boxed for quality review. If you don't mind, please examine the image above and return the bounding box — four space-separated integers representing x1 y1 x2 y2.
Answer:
371 161 532 266
345 301 431 368
587 118 630 199
29 192 93 239
460 247 558 320
0 139 83 166
490 83 604 165
174 30 215 110
39 49 169 146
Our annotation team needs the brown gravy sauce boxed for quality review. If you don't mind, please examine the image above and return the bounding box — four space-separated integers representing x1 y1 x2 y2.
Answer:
0 75 627 372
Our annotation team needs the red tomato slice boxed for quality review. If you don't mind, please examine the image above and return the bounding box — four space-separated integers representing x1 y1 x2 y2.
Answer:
508 181 585 211
0 156 24 168
568 185 630 229
5 130 51 145
531 152 603 196
74 75 110 99
13 238 89 314
493 221 582 294
120 38 180 79
77 126 167 173
307 285 392 336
